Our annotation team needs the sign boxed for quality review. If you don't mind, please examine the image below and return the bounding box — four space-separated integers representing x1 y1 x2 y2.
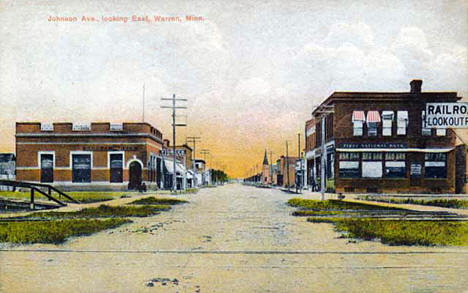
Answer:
82 145 140 151
40 123 54 131
339 143 407 149
161 149 186 156
72 123 91 131
410 163 422 177
426 103 468 128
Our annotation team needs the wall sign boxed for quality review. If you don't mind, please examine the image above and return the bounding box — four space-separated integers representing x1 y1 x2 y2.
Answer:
82 145 140 151
426 103 468 128
339 143 407 149
161 149 186 156
410 163 422 177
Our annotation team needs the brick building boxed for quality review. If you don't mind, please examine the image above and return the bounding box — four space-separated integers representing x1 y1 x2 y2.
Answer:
16 122 164 191
306 80 464 194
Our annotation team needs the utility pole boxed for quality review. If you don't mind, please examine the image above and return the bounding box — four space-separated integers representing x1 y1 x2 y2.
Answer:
298 132 302 192
161 94 187 192
200 149 210 166
186 136 201 186
286 141 290 192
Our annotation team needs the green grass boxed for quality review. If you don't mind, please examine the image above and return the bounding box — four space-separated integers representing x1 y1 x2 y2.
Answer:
0 218 130 244
130 197 188 205
287 198 406 211
307 217 468 246
0 191 128 203
360 196 468 209
25 205 171 219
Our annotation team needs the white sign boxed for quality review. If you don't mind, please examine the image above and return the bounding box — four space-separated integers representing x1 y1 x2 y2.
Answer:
72 123 91 131
425 103 468 128
40 122 54 131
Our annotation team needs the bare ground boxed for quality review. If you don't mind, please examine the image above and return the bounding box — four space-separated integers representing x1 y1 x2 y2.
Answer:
1 184 468 292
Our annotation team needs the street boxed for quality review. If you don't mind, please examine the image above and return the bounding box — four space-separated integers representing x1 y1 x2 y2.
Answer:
1 184 468 293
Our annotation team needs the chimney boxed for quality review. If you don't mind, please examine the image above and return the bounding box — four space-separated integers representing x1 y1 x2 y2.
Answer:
410 79 422 95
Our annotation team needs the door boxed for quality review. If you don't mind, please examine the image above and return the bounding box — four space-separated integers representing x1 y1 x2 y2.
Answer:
110 154 123 183
40 154 54 183
129 161 142 189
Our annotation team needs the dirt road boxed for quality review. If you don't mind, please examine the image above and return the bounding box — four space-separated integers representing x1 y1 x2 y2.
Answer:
1 184 467 292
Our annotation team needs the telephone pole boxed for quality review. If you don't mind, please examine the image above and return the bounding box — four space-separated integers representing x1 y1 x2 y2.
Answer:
286 141 290 192
161 94 187 192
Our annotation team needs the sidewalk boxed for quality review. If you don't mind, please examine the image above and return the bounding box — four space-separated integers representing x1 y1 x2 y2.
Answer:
291 189 468 217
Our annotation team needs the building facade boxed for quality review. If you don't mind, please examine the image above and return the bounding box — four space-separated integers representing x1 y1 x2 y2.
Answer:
307 80 463 194
16 122 164 191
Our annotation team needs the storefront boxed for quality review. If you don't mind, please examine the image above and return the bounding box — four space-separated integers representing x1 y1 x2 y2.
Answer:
16 122 164 191
308 80 461 194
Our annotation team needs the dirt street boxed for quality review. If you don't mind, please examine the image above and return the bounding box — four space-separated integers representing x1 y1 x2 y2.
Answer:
1 184 467 292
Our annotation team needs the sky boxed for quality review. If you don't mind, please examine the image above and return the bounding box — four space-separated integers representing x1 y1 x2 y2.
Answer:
0 0 467 178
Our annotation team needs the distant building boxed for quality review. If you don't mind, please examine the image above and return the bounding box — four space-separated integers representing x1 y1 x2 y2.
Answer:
307 80 463 194
15 122 164 191
279 155 298 188
261 150 270 184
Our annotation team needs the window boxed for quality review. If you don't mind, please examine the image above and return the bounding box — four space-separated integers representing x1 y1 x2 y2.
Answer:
384 152 406 178
338 152 360 178
40 123 54 132
362 152 382 178
109 153 123 183
397 111 408 135
382 111 394 136
352 111 365 136
436 128 447 136
425 153 447 178
421 111 431 136
366 111 381 137
72 154 91 183
327 153 334 179
72 123 91 131
40 153 54 183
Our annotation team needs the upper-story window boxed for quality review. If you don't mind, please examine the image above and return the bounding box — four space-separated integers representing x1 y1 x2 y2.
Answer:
397 111 408 135
110 123 123 131
421 111 432 136
436 128 447 136
40 123 54 132
366 111 380 137
352 111 365 136
382 111 394 136
72 123 91 131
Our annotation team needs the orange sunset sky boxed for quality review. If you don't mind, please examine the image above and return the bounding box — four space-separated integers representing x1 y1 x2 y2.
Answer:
0 0 467 178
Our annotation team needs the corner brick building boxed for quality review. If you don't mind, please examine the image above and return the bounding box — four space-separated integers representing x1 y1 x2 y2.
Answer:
305 80 464 194
16 122 164 191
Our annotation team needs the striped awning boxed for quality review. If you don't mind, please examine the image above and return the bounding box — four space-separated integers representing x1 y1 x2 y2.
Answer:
366 111 381 123
352 111 365 122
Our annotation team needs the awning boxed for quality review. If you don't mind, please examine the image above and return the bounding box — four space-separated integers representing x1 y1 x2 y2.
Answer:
164 160 186 175
352 111 365 122
382 111 394 120
187 170 194 179
366 111 381 123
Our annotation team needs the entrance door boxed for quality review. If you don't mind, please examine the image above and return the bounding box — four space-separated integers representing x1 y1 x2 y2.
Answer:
129 161 142 189
40 154 54 183
110 154 123 183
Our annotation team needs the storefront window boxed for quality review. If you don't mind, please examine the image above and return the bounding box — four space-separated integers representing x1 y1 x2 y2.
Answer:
72 154 91 183
362 152 382 178
339 152 360 178
384 152 406 178
425 153 447 178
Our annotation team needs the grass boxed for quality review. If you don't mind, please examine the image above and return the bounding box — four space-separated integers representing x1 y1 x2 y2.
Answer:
306 217 468 246
130 197 188 205
287 198 406 211
0 191 127 203
0 218 130 244
25 205 171 219
360 196 468 209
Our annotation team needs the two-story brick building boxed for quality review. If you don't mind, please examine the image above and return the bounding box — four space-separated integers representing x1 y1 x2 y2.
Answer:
306 80 463 194
16 122 164 191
